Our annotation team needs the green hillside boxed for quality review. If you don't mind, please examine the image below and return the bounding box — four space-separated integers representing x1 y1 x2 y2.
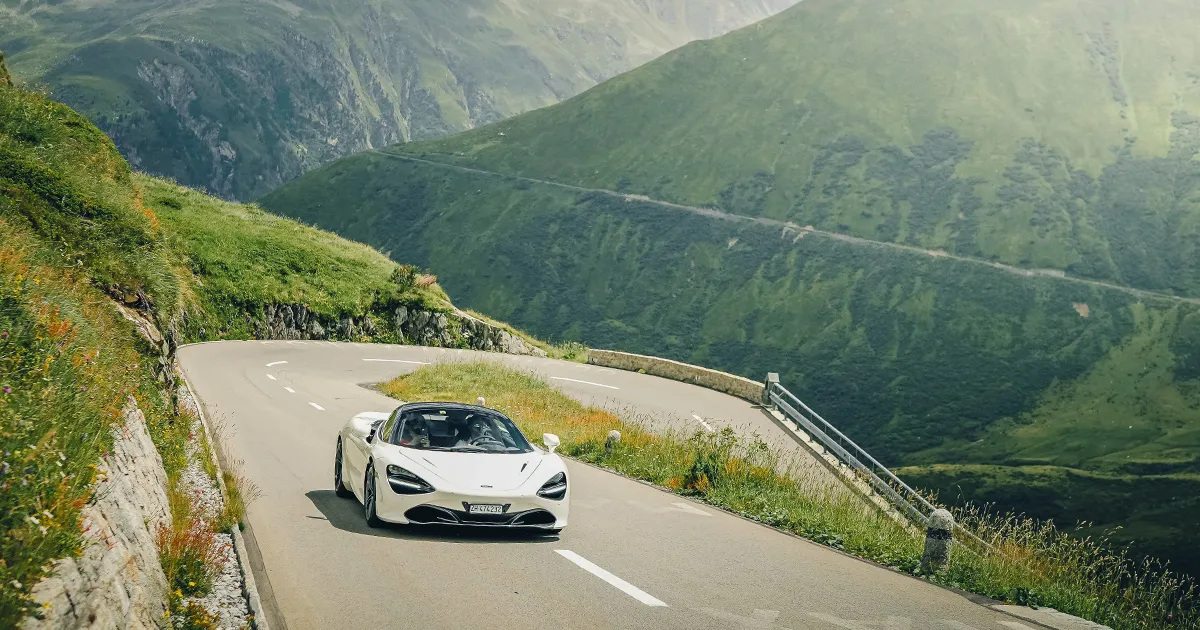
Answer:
398 0 1200 299
261 0 1200 574
0 0 794 200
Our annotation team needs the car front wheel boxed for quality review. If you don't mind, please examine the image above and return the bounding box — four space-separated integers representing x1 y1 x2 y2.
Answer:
334 440 352 498
364 462 384 528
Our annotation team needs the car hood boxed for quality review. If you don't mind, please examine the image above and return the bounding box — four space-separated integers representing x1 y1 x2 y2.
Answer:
402 450 549 492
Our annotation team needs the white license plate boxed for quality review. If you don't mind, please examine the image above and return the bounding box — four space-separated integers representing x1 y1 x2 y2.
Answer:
468 504 504 515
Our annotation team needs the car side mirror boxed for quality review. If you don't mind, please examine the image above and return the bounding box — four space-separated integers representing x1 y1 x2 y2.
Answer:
543 433 560 454
367 419 384 443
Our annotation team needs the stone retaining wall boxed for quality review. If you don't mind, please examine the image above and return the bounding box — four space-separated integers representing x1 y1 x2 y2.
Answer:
588 350 764 403
251 303 545 356
22 401 172 630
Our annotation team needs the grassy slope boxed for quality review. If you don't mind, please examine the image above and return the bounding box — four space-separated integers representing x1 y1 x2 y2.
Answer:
382 362 1198 630
141 175 453 339
0 54 195 624
0 0 795 200
399 0 1200 299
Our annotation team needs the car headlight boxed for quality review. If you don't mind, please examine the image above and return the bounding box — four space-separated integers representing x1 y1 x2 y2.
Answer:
536 472 567 500
386 465 435 494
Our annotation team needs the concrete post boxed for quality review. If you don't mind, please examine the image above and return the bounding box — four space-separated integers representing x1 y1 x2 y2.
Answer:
921 509 955 574
605 430 621 455
763 373 780 407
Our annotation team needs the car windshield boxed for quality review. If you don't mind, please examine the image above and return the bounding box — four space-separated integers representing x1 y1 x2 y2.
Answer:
392 406 533 453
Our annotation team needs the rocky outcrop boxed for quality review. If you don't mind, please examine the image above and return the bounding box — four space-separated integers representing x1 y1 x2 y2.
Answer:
22 400 172 630
252 303 546 356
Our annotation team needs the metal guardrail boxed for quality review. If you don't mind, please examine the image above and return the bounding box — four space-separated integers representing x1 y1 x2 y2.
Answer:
765 377 994 552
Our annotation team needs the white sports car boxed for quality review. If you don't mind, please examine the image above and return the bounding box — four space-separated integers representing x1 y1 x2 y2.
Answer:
334 402 569 532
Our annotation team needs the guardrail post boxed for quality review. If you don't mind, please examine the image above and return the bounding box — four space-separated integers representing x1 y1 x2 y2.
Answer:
605 430 621 456
921 508 955 574
763 373 779 407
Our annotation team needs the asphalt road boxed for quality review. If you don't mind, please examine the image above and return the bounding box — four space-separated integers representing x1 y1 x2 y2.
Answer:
179 341 1049 630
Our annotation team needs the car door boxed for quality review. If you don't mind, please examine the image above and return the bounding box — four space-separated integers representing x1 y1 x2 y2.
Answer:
348 412 394 500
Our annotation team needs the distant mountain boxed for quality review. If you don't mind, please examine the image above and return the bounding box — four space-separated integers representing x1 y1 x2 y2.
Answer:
261 0 1200 573
0 0 795 200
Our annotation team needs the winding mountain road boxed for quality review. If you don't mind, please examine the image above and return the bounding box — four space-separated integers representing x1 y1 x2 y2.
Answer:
378 151 1200 308
179 341 1052 630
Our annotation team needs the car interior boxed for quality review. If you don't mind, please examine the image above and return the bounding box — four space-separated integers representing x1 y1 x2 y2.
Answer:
394 408 528 451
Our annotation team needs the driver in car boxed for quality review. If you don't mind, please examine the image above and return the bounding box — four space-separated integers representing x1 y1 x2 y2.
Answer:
456 416 505 450
400 417 431 448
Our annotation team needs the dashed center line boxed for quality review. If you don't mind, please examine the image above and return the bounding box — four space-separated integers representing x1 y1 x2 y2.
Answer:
309 402 325 411
266 374 276 381
266 360 288 367
550 377 619 390
362 358 431 365
284 387 295 393
692 414 716 433
554 550 667 607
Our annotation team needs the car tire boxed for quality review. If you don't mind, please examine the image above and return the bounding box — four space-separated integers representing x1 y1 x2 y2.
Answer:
364 462 384 529
334 440 353 498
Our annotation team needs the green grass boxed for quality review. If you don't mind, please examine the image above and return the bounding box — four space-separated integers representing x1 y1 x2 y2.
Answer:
143 175 453 339
0 0 795 200
0 61 199 623
382 362 1199 630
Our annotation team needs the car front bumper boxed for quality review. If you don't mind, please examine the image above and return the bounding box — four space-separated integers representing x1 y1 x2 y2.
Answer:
375 485 569 529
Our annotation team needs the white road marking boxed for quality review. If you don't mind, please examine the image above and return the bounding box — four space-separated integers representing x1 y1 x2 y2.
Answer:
550 377 619 390
286 340 308 345
554 550 667 607
692 414 716 433
309 402 325 411
266 361 288 367
362 358 431 365
670 502 712 517
284 387 295 393
266 374 276 381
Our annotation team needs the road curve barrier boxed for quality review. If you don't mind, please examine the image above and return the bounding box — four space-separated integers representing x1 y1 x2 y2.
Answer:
587 350 765 403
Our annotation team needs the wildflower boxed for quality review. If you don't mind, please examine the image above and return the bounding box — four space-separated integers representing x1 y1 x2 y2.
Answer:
42 510 52 519
26 515 40 526
10 581 21 589
3 387 10 394
80 386 86 391
1 331 7 339
188 581 195 587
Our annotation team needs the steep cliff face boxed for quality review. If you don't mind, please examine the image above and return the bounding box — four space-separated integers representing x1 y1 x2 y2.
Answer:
1 0 796 199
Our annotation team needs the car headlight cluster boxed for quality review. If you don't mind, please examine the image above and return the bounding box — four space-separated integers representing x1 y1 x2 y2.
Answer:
536 472 567 500
386 465 435 494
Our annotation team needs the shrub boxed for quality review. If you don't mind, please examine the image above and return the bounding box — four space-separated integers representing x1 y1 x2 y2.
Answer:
155 517 222 597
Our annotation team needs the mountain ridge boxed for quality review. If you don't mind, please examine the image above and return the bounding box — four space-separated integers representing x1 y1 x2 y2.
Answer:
374 150 1200 308
0 0 796 200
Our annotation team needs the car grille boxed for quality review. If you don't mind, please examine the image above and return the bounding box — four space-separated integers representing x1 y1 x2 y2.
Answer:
404 505 557 527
